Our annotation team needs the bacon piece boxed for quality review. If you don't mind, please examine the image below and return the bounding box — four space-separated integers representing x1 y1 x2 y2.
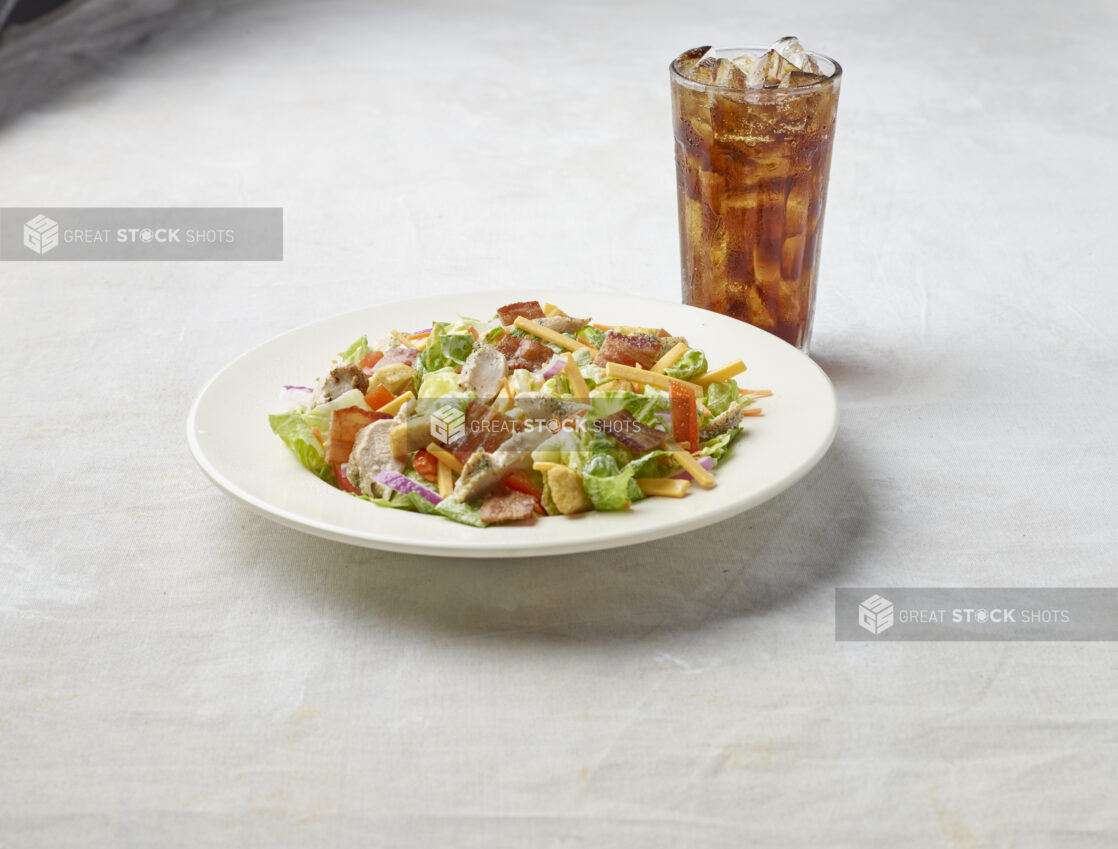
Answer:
496 333 555 371
447 400 523 462
594 331 663 369
480 491 538 524
595 409 669 454
496 301 545 325
370 347 418 372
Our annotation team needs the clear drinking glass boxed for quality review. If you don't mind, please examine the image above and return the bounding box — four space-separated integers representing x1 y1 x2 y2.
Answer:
670 46 842 352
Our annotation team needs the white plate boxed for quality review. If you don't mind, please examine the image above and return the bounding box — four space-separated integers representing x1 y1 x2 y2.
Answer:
187 290 837 558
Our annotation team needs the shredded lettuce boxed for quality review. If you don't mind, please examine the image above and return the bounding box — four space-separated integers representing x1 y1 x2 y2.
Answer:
364 470 436 514
540 375 571 397
664 349 708 380
577 325 606 348
580 454 643 511
434 497 488 527
625 449 676 479
508 369 536 395
699 427 744 464
703 379 739 417
588 391 669 427
367 482 486 527
444 316 488 336
580 365 608 389
370 490 439 515
585 427 632 468
338 335 372 364
268 388 371 483
417 368 461 399
417 323 475 377
416 368 475 414
569 346 606 388
269 410 334 483
531 430 585 469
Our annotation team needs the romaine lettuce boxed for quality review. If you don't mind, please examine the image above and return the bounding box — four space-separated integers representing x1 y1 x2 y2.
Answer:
664 349 708 380
625 449 676 479
703 379 739 417
338 335 372 364
269 409 334 483
367 473 486 527
580 454 643 511
699 427 744 463
370 490 439 515
417 323 475 377
445 316 486 336
508 369 537 395
540 375 571 397
588 391 669 427
434 497 488 527
416 368 475 414
531 430 585 469
577 325 606 348
268 388 371 483
585 428 633 469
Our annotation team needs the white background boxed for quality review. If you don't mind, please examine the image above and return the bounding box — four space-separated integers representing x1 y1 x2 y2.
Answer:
2 0 1116 845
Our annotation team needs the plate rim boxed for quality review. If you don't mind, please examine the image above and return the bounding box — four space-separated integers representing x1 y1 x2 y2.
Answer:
187 289 838 558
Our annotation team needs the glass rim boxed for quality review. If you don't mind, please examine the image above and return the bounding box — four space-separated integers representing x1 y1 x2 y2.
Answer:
669 46 843 95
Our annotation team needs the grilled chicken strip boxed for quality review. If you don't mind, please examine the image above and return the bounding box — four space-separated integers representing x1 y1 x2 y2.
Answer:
452 429 552 503
458 343 508 403
347 419 404 497
311 363 369 408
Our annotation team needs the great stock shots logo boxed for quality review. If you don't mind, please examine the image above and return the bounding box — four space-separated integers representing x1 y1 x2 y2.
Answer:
836 588 1117 641
858 594 894 635
1 208 282 260
23 214 59 255
430 405 466 442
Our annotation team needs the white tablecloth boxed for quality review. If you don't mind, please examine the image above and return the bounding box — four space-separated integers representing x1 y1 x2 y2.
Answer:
3 0 1116 845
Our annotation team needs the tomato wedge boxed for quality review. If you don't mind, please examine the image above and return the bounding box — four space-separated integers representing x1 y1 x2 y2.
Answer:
359 351 384 371
504 468 545 514
669 381 699 452
364 384 395 411
412 449 439 483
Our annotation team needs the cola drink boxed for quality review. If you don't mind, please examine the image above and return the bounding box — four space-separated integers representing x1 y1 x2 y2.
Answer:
671 41 842 351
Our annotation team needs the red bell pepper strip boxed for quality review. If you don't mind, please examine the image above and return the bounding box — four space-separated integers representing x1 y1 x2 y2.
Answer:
669 381 700 452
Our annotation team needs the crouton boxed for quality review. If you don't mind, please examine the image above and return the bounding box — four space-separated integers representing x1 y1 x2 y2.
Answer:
546 465 593 515
368 363 416 395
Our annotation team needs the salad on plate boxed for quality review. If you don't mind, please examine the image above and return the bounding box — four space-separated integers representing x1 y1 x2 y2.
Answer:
269 300 769 527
